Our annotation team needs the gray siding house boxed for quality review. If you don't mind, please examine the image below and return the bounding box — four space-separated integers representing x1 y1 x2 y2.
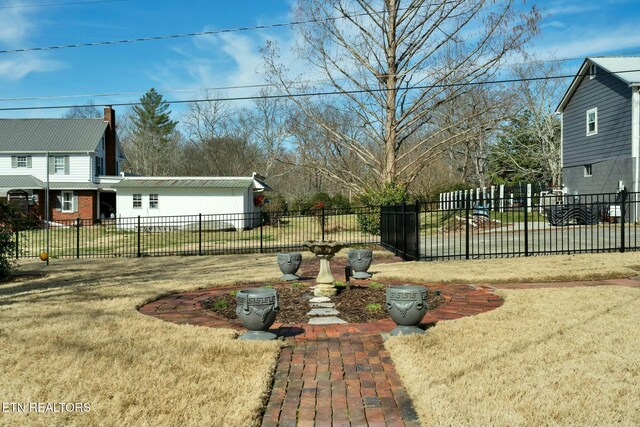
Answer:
556 57 640 195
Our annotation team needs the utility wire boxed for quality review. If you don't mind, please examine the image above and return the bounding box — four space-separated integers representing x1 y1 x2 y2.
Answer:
3 68 640 112
0 1 456 54
0 0 126 9
4 50 640 104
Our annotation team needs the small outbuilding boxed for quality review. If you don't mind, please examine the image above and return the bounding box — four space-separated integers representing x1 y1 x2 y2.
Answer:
112 173 271 230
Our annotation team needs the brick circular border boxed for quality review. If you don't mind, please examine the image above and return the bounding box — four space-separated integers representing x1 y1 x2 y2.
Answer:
139 281 503 338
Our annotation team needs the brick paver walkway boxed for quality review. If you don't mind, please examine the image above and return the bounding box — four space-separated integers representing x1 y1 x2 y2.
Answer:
138 260 640 426
139 258 504 426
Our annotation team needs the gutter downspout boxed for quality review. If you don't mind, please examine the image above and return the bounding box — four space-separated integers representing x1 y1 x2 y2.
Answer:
45 151 50 266
632 86 640 222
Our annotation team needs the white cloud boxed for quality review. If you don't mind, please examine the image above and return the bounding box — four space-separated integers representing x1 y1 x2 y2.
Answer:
0 1 65 81
533 23 640 59
0 55 66 80
0 2 35 45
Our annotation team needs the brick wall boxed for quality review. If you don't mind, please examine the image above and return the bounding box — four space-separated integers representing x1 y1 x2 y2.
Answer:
29 190 97 222
50 191 96 221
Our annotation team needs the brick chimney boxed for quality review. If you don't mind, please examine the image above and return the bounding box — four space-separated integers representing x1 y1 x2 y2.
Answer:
103 106 117 175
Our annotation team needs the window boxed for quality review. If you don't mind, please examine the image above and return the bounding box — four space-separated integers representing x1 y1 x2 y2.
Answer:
61 191 74 212
53 156 66 174
12 155 31 168
586 108 598 136
95 156 104 176
133 194 142 209
584 164 592 177
149 194 159 209
589 64 596 80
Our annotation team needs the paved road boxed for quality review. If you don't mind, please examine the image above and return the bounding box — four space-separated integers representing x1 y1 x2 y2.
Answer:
420 221 640 259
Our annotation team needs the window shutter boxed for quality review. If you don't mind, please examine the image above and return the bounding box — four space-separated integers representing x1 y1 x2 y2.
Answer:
11 156 17 168
73 192 79 213
49 156 55 173
27 156 32 168
64 156 70 175
55 192 62 211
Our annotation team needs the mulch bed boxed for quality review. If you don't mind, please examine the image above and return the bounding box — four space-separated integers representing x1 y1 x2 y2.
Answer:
202 282 445 324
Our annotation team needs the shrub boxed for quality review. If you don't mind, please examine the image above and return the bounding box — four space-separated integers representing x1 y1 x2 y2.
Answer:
263 193 288 227
356 182 410 235
0 200 29 279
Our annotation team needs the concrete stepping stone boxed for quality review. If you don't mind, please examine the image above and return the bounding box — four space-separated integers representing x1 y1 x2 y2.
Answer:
307 308 340 316
308 316 347 325
309 296 331 303
310 302 335 308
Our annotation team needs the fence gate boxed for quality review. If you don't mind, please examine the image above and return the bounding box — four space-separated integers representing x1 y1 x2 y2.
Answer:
380 204 420 261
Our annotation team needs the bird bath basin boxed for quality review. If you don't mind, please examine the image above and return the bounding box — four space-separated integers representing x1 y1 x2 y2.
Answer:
303 240 347 297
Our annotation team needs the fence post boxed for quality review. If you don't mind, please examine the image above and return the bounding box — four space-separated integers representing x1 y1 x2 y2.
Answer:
414 202 420 261
137 215 141 257
14 230 18 259
321 206 325 241
620 190 627 253
76 217 81 259
524 197 529 256
198 213 202 256
465 193 470 260
260 212 264 254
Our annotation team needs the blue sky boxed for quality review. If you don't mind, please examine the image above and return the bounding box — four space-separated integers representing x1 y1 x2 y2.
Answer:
0 0 639 120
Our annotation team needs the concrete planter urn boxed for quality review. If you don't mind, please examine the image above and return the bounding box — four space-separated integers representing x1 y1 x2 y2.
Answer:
347 249 373 279
236 288 279 340
386 285 428 336
277 252 302 281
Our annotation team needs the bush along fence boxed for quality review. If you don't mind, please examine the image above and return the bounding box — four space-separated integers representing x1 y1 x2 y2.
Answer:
14 206 381 259
382 190 640 261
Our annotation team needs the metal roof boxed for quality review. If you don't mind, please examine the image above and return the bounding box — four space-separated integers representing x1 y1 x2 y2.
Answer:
0 175 44 190
590 57 640 84
112 177 255 189
556 56 640 112
49 182 99 190
0 119 107 153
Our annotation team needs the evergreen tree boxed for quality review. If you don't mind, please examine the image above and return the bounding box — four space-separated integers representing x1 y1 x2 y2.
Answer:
125 89 179 176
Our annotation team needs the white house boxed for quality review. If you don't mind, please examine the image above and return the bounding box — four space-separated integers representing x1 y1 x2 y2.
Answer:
112 174 272 230
0 107 124 221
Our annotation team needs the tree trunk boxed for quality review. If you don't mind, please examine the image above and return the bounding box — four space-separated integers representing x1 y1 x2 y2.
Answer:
383 0 398 185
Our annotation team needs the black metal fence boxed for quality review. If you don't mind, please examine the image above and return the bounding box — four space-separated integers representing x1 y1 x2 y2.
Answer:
382 190 640 261
14 206 381 259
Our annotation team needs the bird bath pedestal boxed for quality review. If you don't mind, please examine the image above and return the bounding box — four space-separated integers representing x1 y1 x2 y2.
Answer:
304 240 347 297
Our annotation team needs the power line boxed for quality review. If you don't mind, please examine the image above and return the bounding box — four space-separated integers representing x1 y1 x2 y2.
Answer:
0 80 333 103
6 68 640 112
0 0 126 9
4 50 640 104
0 2 454 54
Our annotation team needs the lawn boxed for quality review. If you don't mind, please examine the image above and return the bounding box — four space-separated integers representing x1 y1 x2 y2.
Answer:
385 287 640 426
2 251 640 426
0 254 283 427
376 252 640 426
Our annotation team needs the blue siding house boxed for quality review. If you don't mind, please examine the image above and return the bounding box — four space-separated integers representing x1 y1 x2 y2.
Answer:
556 57 640 196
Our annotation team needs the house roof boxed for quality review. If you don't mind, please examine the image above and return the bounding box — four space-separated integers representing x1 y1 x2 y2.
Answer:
0 175 44 190
111 177 256 189
556 56 640 113
49 182 99 190
0 118 107 153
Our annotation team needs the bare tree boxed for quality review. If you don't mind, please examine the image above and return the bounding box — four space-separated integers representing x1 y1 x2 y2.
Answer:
63 101 102 119
264 0 540 191
182 91 233 146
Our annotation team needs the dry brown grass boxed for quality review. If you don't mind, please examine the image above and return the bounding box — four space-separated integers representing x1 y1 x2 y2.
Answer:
3 251 640 426
0 255 283 427
375 252 640 284
386 286 640 426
